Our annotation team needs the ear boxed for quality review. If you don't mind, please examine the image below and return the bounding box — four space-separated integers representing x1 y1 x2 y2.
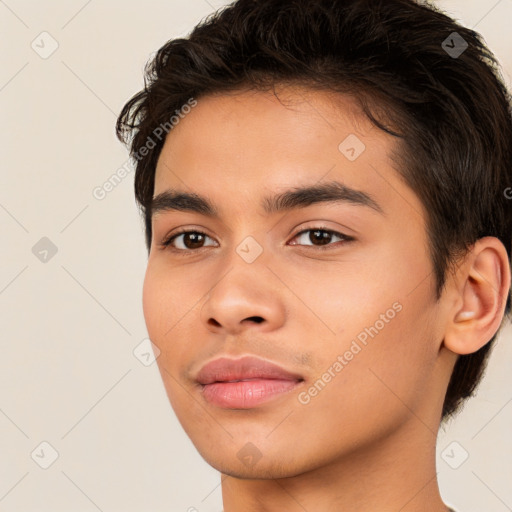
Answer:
443 237 511 355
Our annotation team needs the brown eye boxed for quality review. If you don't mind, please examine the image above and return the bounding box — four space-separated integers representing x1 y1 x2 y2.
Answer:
291 228 352 248
162 231 217 251
181 232 206 249
309 230 333 245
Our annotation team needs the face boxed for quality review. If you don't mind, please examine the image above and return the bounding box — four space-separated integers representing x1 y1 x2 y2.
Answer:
143 87 450 478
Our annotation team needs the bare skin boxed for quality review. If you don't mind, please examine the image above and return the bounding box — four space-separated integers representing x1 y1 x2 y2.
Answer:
142 86 510 512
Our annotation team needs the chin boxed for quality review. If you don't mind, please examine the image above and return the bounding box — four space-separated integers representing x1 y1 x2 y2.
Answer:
205 455 306 480
192 438 318 480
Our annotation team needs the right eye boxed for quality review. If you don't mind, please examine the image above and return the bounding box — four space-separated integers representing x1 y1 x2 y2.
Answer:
161 230 218 252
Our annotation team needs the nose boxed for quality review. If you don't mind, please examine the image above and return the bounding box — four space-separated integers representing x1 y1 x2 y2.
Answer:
200 262 286 335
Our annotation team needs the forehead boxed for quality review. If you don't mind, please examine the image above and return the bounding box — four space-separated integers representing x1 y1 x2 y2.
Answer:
153 87 423 223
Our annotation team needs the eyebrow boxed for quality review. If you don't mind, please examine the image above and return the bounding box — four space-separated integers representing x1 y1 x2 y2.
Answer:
149 181 384 219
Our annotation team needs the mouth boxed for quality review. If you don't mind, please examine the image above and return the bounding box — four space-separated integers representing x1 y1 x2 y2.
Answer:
196 355 304 409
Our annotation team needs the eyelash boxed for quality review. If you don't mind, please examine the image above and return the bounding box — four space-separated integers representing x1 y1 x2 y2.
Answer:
160 226 354 254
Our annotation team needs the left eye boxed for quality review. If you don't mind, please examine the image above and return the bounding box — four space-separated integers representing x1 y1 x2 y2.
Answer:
290 228 352 247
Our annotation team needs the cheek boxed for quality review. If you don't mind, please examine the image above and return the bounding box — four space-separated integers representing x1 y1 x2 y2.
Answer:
142 264 164 338
142 262 188 351
142 259 201 335
293 302 437 452
329 284 437 417
142 259 217 377
294 238 437 402
142 265 191 403
278 247 406 337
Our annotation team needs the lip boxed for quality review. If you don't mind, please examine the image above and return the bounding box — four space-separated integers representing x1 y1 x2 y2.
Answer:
196 356 304 409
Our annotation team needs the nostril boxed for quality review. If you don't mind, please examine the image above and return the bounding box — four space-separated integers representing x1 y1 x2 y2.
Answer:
246 316 264 324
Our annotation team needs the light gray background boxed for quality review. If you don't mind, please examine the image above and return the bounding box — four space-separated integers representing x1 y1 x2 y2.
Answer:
1 1 511 511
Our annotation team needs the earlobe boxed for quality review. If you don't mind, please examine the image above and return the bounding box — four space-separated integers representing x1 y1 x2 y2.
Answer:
443 237 511 356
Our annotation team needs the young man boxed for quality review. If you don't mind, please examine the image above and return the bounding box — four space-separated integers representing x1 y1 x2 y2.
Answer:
116 0 512 510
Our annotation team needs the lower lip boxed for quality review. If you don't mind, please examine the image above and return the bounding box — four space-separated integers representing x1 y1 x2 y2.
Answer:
201 379 301 408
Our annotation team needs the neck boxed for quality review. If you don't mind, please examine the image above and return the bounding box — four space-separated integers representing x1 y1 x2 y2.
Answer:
221 417 449 512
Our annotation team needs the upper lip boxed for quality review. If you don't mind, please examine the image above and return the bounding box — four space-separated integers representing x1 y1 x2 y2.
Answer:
196 356 304 385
